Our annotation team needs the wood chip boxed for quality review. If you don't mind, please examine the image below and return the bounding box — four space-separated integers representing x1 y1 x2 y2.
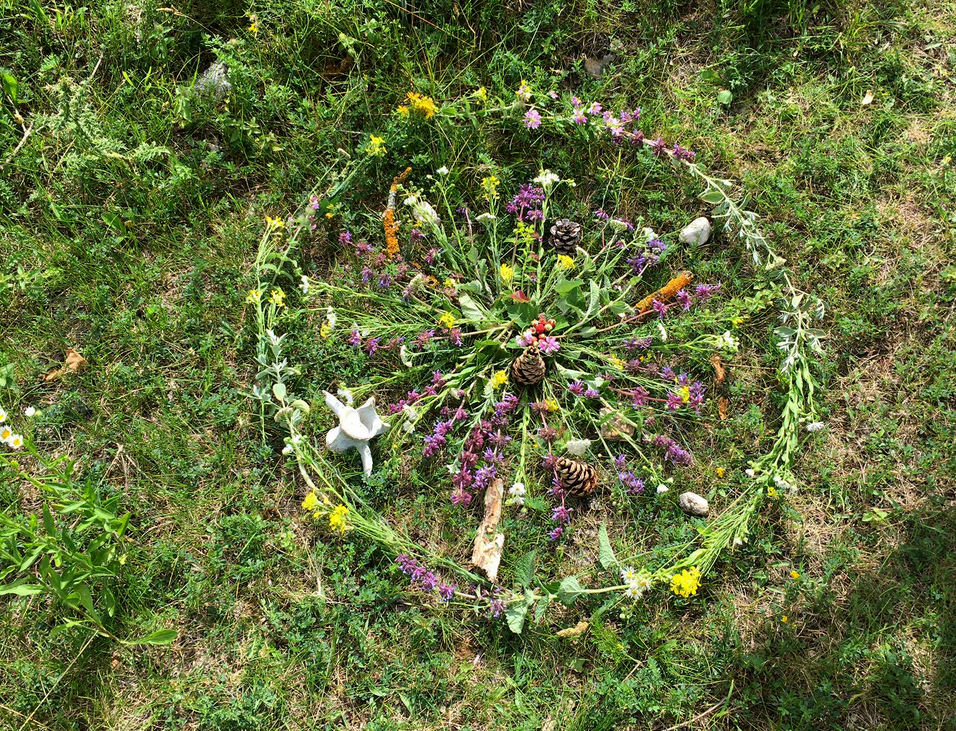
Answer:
471 478 505 582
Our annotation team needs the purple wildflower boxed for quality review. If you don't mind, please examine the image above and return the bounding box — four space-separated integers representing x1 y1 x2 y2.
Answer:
672 144 695 161
339 231 352 246
652 299 669 319
584 388 600 399
650 137 667 157
474 465 498 490
365 337 380 356
537 426 558 443
551 505 572 523
572 112 587 124
450 487 473 507
676 289 692 311
438 583 456 601
571 96 582 108
361 266 374 283
548 525 564 541
488 598 506 618
449 327 463 346
695 283 721 301
568 380 585 396
623 337 653 352
349 327 362 347
588 101 602 115
524 108 542 129
630 387 650 408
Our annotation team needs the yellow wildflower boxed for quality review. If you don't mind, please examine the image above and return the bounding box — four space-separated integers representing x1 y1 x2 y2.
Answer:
474 86 488 103
438 311 456 329
406 92 437 120
716 467 725 477
269 288 286 307
545 399 560 413
246 288 262 304
481 175 500 201
328 504 350 534
320 322 332 338
767 484 778 498
515 80 531 102
490 370 508 389
396 105 409 118
499 263 514 283
302 492 319 512
676 385 691 404
265 215 284 229
790 570 801 580
781 615 789 623
249 21 258 35
609 355 626 371
556 254 575 271
670 566 701 598
366 134 387 157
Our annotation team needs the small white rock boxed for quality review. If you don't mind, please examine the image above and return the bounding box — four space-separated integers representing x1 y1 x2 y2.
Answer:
678 491 709 517
679 217 712 245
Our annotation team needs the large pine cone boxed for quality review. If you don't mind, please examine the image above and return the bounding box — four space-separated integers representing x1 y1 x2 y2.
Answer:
511 346 546 386
546 219 582 257
555 457 598 498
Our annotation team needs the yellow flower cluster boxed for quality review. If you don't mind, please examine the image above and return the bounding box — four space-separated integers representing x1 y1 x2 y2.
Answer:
499 263 514 283
609 355 626 370
438 311 456 329
482 175 500 201
269 288 286 307
670 566 702 598
474 86 488 103
366 134 386 157
328 504 349 534
405 92 437 120
490 370 508 389
301 492 350 534
265 215 284 229
556 255 575 271
544 398 560 413
675 385 691 404
246 288 262 304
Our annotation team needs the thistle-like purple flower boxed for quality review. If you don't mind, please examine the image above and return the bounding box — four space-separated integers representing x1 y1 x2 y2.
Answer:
568 380 585 396
524 108 542 129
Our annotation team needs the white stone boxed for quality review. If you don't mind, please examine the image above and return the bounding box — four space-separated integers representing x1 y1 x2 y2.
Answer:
323 391 389 477
678 491 709 517
679 217 712 246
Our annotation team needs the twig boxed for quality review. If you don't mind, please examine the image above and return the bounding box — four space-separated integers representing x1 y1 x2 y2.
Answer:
19 632 96 731
660 697 726 731
0 121 33 173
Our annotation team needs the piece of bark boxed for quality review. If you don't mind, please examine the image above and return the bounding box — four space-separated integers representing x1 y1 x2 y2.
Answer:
471 478 505 581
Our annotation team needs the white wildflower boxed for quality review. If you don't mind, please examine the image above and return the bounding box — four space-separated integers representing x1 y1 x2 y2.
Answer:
565 438 591 457
621 566 638 582
436 166 449 176
745 468 755 478
608 218 631 233
24 407 36 417
508 482 526 506
715 331 739 353
326 306 337 330
0 426 12 444
300 275 310 294
624 583 644 600
806 421 826 433
656 321 668 342
0 407 6 422
8 434 24 449
533 169 560 189
475 212 497 224
656 483 669 494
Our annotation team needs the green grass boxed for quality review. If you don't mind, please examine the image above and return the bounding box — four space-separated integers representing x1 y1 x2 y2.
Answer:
2 0 955 728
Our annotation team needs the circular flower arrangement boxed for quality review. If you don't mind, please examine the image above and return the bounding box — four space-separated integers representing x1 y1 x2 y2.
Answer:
246 93 825 632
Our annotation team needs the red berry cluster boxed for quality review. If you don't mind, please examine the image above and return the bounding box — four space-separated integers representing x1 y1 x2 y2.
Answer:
520 312 556 345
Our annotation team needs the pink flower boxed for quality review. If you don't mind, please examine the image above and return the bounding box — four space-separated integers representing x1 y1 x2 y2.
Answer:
572 112 587 125
524 108 542 129
537 336 560 354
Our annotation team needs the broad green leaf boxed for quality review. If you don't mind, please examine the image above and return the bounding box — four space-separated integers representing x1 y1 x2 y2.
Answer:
555 278 583 296
514 550 536 589
700 190 725 205
597 524 617 569
272 382 286 400
1 72 18 102
534 595 551 624
557 576 585 606
42 503 56 536
506 598 531 634
77 584 100 624
716 89 733 105
0 579 45 596
458 292 485 322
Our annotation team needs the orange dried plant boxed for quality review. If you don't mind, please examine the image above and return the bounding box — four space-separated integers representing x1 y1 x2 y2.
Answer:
384 167 412 260
635 270 694 313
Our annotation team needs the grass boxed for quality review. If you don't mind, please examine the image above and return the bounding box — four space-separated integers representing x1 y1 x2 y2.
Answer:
2 0 955 728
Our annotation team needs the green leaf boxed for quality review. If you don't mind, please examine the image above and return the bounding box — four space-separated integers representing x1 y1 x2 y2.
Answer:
77 584 100 624
534 594 551 624
128 628 178 645
597 523 617 569
458 292 485 322
557 576 585 606
524 496 549 512
42 503 56 536
506 599 531 634
290 399 310 414
0 579 45 596
514 550 536 589
272 382 287 401
717 89 733 106
1 72 18 102
700 190 725 205
555 278 583 296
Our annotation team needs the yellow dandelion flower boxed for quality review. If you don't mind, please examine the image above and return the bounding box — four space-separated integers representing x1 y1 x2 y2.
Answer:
438 311 456 329
366 134 387 157
246 288 262 304
249 21 258 35
790 570 801 580
670 566 701 598
716 467 725 477
474 86 488 103
556 254 575 271
269 288 286 307
302 492 319 512
328 504 350 534
490 370 508 389
499 263 514 283
396 105 409 118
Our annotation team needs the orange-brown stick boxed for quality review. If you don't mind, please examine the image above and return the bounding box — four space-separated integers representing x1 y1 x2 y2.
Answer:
635 270 694 313
384 167 412 260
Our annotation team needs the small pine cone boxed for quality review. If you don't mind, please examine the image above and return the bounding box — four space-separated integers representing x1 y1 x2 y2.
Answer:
511 346 546 386
555 457 598 498
546 219 582 257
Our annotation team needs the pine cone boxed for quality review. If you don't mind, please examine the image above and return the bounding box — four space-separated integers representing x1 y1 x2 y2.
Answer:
555 457 598 498
546 219 582 257
511 346 546 386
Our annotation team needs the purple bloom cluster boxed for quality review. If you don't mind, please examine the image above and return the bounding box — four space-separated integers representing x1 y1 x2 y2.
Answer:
614 455 645 495
506 184 545 223
395 555 456 601
652 434 693 466
626 238 667 275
